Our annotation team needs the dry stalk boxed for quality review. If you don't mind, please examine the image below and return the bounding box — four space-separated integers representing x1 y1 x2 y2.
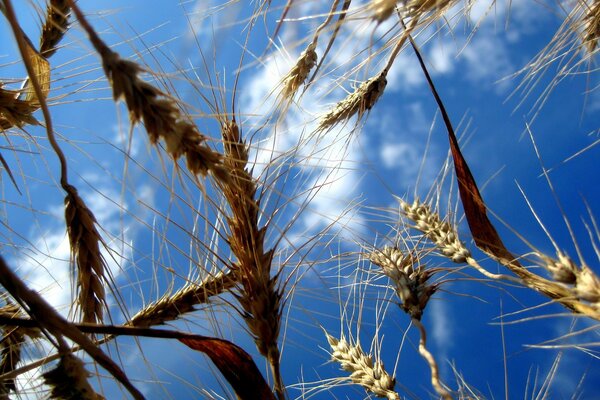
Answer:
127 271 235 328
39 0 71 57
218 118 284 399
43 353 104 400
64 185 109 325
325 332 399 399
0 255 145 399
412 319 453 400
67 1 228 182
369 246 439 320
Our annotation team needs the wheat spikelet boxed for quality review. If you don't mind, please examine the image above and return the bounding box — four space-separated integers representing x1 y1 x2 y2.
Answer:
127 271 235 328
540 252 600 305
42 354 104 400
39 0 70 57
281 40 318 99
369 246 439 320
581 0 600 53
0 301 40 394
398 197 471 263
325 332 399 400
318 71 387 131
68 2 228 182
0 87 38 130
369 0 398 22
218 118 284 398
403 0 455 18
64 185 108 324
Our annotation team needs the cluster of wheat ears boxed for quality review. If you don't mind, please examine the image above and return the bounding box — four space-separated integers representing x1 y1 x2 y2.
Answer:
0 0 598 399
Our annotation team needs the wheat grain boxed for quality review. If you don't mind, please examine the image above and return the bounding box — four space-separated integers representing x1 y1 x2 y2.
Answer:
325 332 399 400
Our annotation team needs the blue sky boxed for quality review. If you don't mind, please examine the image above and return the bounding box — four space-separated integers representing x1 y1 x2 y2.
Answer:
1 1 599 399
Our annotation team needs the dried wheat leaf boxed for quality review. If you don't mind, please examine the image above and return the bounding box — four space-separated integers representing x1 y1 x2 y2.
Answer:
179 337 276 400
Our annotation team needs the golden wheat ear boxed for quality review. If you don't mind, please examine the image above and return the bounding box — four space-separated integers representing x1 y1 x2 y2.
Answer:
43 353 104 400
39 0 71 57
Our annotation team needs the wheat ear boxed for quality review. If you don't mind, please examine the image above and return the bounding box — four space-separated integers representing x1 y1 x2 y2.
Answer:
581 0 600 53
325 332 399 400
369 0 399 22
218 118 284 399
0 301 41 394
281 40 318 99
39 0 70 57
43 353 104 399
0 87 38 130
127 271 235 328
64 185 109 324
67 1 228 182
369 246 440 320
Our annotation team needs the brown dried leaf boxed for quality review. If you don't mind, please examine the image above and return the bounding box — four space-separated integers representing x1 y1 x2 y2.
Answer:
179 337 276 400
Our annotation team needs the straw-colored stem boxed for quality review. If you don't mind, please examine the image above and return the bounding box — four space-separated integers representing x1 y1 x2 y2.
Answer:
413 318 453 400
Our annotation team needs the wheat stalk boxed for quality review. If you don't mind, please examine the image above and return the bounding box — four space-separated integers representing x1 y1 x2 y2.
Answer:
325 332 399 400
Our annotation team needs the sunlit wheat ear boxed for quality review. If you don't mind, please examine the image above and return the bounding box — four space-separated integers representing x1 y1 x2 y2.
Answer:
369 246 439 320
325 332 400 400
42 353 104 400
581 0 600 53
318 71 388 131
403 0 456 18
0 87 38 130
0 301 41 394
218 118 284 398
398 197 471 263
539 252 600 305
68 2 228 182
281 40 318 99
64 185 108 324
127 271 235 328
39 0 71 57
369 0 398 22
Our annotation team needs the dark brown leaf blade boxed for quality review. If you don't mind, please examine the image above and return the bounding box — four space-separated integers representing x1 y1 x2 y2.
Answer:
179 337 276 400
407 34 519 265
